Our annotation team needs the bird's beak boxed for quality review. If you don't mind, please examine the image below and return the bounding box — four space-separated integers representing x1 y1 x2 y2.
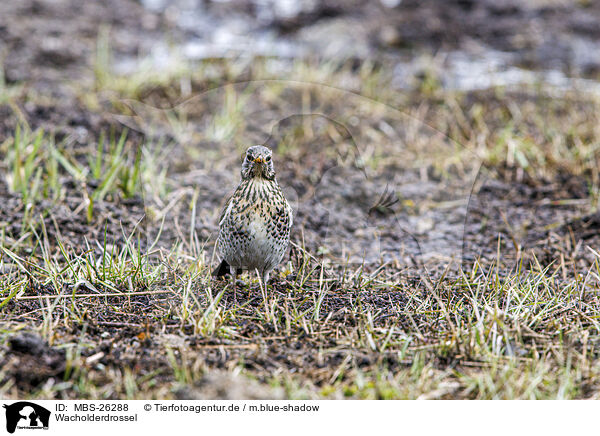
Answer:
254 157 264 164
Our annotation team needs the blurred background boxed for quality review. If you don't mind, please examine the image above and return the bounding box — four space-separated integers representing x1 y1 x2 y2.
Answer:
2 0 600 97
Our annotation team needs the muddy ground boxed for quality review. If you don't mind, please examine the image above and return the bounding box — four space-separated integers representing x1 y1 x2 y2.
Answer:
1 0 600 399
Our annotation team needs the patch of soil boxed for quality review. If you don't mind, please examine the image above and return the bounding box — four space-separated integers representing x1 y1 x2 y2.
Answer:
2 333 66 389
0 178 146 258
175 371 285 400
0 0 171 88
463 167 599 271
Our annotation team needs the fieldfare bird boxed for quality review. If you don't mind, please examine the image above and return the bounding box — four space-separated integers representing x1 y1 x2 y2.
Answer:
214 145 293 298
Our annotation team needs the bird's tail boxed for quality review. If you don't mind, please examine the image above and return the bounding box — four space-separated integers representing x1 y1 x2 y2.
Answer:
212 259 231 277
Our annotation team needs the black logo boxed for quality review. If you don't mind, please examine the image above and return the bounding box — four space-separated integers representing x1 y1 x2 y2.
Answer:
2 402 50 434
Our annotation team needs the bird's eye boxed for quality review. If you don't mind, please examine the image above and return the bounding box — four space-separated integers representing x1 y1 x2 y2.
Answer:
265 155 271 162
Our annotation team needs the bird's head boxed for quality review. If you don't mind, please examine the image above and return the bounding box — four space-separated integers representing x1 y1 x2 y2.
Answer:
241 145 275 180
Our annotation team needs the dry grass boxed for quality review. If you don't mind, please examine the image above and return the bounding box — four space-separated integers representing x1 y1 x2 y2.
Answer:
1 52 600 400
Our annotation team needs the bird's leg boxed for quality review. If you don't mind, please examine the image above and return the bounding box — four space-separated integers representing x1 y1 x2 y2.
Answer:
258 269 270 297
235 268 243 301
230 265 237 305
256 268 264 301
